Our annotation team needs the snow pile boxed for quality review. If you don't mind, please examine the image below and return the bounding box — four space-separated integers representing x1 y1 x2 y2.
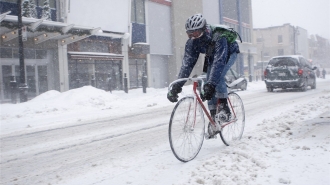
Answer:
177 94 330 185
0 84 197 135
0 85 197 122
0 86 119 121
30 86 118 107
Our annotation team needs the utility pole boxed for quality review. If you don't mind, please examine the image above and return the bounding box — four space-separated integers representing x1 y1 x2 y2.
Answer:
236 0 244 76
248 49 252 82
261 51 264 81
17 0 28 102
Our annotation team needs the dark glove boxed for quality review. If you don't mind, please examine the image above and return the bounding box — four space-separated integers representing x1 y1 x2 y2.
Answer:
167 84 182 102
203 83 215 100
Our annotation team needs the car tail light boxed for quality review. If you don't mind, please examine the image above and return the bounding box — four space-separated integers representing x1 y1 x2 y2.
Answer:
298 69 303 75
264 70 267 76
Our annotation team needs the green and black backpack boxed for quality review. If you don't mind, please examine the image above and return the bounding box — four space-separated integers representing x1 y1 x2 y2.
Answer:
210 24 242 44
203 24 242 72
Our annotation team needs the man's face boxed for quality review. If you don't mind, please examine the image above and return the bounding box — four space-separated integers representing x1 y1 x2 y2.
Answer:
186 29 204 39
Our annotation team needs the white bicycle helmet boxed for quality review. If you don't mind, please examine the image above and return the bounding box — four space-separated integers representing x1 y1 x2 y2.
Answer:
185 13 207 31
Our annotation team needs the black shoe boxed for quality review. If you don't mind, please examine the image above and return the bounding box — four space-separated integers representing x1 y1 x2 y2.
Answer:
223 104 231 120
216 110 231 124
219 103 231 121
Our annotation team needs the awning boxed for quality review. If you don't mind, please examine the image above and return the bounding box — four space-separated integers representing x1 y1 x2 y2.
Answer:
68 52 124 60
0 12 126 45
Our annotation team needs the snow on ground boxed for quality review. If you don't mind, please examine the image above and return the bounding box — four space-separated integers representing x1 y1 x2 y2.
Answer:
1 77 330 185
175 96 330 185
0 85 173 135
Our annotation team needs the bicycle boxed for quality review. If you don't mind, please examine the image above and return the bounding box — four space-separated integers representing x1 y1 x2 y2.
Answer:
168 78 245 162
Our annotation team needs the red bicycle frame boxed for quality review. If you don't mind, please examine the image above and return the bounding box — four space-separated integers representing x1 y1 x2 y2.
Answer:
192 81 236 129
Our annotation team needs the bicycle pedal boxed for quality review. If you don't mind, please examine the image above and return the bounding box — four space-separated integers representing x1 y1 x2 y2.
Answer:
205 133 217 140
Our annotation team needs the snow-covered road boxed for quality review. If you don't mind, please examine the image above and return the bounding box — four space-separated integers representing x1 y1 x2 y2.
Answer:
1 79 330 185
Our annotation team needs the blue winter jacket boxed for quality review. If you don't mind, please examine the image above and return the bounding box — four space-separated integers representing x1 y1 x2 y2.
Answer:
177 25 240 87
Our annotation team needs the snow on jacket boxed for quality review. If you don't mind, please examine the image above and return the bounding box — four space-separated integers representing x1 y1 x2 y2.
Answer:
177 25 240 87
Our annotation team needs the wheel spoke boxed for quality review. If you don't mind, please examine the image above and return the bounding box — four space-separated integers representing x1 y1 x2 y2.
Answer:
169 97 205 162
220 93 245 146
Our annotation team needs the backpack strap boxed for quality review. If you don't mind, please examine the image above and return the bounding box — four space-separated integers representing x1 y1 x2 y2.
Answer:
203 32 221 73
203 32 232 73
230 28 242 43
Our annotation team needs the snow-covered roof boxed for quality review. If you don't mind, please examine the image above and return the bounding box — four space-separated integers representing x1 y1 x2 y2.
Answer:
3 15 93 30
0 14 127 44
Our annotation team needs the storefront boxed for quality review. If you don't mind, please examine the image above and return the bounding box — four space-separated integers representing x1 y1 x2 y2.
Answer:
0 13 127 103
68 52 124 91
0 47 51 101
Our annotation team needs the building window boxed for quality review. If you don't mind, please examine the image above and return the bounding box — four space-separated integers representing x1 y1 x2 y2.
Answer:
36 0 56 8
1 0 16 3
247 28 251 43
24 49 36 59
239 27 251 43
243 27 247 42
36 50 47 59
0 48 12 58
278 35 283 43
131 0 145 24
278 49 284 56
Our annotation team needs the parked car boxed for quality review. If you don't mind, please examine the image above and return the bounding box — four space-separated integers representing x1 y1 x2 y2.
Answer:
264 55 317 92
226 68 248 91
198 68 248 92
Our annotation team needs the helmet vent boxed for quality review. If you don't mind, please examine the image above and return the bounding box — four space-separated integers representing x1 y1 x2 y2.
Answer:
185 13 206 31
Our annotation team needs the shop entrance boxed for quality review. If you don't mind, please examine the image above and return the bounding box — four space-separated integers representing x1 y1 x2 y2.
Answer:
1 64 48 101
68 60 122 91
129 59 147 89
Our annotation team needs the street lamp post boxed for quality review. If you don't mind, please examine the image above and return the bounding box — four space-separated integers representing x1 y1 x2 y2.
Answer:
17 0 28 102
261 51 264 81
248 50 252 82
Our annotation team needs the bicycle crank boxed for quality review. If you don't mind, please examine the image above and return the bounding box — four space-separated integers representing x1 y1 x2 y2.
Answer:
215 110 230 124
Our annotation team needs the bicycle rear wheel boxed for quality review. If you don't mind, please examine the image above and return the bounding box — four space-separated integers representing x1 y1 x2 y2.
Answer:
220 92 245 146
169 97 205 162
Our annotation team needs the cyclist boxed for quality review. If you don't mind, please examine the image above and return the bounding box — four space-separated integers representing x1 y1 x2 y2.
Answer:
167 14 240 133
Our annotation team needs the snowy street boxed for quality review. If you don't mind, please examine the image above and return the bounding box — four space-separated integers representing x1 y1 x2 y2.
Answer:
1 79 330 185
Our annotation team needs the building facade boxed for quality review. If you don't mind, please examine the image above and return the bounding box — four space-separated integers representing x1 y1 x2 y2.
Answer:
1 0 61 101
0 0 127 102
1 0 258 103
253 23 309 62
309 34 330 68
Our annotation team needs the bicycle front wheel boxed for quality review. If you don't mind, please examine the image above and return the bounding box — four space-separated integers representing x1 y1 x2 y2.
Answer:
220 92 245 146
169 97 205 162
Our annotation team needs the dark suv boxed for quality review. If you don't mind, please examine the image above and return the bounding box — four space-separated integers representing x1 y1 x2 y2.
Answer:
264 55 317 92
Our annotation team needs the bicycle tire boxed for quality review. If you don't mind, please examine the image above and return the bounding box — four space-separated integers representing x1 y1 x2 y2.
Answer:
168 96 205 162
220 92 245 146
